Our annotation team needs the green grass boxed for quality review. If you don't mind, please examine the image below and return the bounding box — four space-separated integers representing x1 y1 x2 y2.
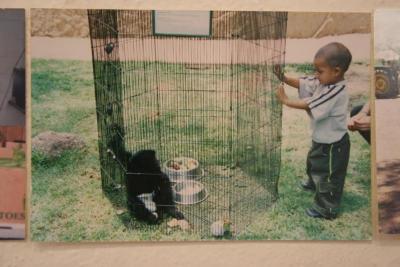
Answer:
286 63 315 75
285 61 367 75
0 158 21 168
0 147 26 168
31 59 371 241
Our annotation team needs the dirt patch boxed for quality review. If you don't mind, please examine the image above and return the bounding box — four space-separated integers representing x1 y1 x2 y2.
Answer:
377 159 400 234
32 131 86 157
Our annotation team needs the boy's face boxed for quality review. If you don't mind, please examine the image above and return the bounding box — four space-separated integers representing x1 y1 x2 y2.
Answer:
313 57 342 85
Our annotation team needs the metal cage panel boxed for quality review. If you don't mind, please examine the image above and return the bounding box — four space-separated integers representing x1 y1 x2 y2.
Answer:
88 10 287 238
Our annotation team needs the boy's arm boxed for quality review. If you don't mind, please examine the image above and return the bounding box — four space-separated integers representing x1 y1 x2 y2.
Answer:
276 85 309 110
273 65 300 89
283 76 300 90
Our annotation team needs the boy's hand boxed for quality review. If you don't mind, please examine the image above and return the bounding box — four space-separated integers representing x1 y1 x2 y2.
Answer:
275 84 309 110
274 65 301 89
273 64 284 81
347 118 356 131
276 84 288 105
347 113 361 131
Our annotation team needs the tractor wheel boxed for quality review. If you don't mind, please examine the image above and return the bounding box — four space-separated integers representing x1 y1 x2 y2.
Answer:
375 71 398 99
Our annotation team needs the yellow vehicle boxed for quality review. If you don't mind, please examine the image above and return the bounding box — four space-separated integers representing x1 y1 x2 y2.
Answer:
375 66 400 99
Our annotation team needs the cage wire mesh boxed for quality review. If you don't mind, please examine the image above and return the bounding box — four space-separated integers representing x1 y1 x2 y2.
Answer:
88 10 287 238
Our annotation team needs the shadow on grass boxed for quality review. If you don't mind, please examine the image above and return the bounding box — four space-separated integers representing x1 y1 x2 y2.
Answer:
102 187 133 228
102 182 173 235
340 191 369 214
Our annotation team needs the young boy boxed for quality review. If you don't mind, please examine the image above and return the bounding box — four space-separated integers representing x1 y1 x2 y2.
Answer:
275 42 352 219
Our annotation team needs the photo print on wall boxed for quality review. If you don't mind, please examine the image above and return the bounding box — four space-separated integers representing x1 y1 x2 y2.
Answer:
0 9 26 240
374 9 400 236
30 9 371 241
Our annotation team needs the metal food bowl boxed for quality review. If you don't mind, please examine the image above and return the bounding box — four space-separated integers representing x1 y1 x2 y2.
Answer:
163 157 202 183
173 180 208 205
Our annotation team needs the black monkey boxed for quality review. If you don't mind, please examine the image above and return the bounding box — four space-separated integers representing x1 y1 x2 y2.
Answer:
125 149 184 224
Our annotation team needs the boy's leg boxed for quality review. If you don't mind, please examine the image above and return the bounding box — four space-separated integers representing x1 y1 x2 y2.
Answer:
301 147 316 191
311 134 350 218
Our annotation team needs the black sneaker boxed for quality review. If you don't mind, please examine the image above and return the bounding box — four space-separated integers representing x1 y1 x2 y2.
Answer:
305 208 335 220
300 180 316 192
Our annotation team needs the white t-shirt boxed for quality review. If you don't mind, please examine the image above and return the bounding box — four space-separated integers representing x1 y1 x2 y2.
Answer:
299 76 348 144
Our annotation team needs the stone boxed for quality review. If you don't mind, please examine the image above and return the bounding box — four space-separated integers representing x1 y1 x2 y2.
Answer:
32 131 86 157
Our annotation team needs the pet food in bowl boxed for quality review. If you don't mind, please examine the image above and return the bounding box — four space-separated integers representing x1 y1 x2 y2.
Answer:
173 180 208 205
163 157 201 182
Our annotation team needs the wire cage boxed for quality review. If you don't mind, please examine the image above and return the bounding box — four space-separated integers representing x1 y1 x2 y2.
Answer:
88 10 287 238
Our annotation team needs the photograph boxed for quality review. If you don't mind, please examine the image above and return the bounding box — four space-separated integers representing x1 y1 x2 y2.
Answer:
0 9 26 240
374 9 400 235
30 9 371 241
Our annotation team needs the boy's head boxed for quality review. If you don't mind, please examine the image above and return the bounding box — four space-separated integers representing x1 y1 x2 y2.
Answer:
313 42 352 85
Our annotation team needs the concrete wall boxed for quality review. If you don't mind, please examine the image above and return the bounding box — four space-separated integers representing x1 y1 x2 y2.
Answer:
31 9 89 38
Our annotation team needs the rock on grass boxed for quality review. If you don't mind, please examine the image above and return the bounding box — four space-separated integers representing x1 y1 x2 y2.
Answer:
32 131 86 157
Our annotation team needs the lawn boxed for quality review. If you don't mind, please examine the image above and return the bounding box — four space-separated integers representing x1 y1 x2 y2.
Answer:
31 59 371 241
0 149 25 168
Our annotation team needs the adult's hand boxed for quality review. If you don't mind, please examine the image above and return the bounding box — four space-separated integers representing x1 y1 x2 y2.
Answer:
348 102 371 131
353 115 371 131
348 111 370 131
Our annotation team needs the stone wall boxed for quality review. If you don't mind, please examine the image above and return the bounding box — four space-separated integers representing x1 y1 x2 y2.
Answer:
31 9 89 37
31 9 371 38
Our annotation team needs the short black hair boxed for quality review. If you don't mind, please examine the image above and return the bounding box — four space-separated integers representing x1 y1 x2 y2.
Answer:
315 42 352 72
